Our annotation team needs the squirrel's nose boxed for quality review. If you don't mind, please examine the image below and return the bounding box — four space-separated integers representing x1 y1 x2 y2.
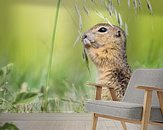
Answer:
82 34 87 40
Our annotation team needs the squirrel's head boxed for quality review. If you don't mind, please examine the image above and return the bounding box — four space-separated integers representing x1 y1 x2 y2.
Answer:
82 23 126 50
82 23 127 67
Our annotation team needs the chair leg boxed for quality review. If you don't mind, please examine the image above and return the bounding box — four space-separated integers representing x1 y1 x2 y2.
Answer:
141 90 152 130
141 123 148 130
92 113 98 130
157 91 163 114
121 121 127 130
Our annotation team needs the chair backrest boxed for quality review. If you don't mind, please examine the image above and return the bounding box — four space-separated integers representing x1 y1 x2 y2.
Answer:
123 69 163 106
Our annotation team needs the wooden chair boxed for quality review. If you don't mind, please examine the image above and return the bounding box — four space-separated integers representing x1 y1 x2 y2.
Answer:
86 69 163 130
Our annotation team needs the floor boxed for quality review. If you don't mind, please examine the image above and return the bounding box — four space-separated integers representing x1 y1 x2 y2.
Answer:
0 113 140 130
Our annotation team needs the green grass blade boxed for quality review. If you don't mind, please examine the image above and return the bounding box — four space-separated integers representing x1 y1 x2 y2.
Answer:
44 0 61 112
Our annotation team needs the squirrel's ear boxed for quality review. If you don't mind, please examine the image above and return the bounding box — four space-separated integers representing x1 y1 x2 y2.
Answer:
115 30 121 37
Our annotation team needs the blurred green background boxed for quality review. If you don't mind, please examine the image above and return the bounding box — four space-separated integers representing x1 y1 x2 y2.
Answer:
0 0 163 112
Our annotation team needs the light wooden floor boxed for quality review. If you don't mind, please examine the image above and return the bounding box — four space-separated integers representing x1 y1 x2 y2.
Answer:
0 113 140 130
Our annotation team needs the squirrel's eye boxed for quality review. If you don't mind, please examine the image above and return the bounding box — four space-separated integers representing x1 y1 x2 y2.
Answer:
98 27 107 32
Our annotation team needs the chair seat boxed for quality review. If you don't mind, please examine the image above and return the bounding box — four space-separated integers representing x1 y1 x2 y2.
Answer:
86 100 163 122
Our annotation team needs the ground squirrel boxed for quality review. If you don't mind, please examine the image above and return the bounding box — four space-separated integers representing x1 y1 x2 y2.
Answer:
82 23 131 101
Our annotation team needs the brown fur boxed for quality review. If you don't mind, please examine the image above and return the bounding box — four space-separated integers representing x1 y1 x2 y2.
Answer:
82 23 131 100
